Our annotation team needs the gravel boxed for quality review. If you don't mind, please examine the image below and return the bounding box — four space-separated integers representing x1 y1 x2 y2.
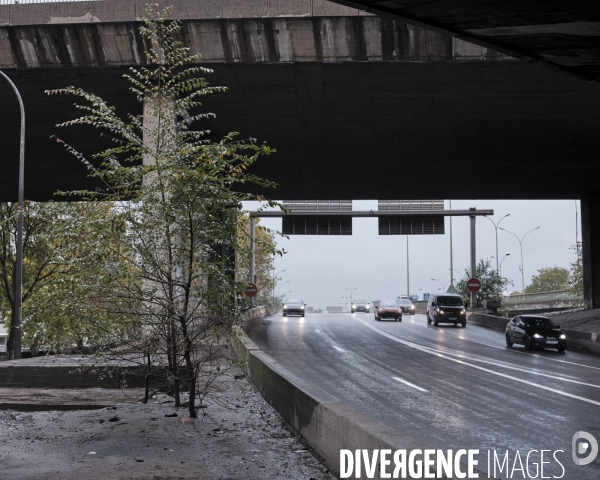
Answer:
0 371 336 480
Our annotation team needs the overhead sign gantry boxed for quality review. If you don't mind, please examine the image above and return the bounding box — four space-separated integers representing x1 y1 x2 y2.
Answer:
249 201 493 309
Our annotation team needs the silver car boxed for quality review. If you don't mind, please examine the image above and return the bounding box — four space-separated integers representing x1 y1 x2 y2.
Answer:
283 298 306 317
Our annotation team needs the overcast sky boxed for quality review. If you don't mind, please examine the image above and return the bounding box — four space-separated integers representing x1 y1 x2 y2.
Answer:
244 199 580 309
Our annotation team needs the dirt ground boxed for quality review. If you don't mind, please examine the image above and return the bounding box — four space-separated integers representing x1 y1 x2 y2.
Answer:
0 372 336 480
546 308 600 332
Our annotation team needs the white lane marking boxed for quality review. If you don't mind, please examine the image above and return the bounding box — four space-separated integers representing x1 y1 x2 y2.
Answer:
422 343 600 389
316 329 322 334
392 376 428 392
333 345 345 352
353 318 600 407
424 321 600 371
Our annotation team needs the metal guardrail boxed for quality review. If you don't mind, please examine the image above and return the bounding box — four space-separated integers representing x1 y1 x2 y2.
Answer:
0 0 105 4
504 290 581 305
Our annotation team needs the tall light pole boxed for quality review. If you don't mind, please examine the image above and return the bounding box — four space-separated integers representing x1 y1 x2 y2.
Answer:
431 278 449 292
0 70 25 361
484 213 511 272
277 281 289 300
341 296 351 311
499 252 510 277
500 226 540 295
346 287 356 305
406 236 410 298
272 269 285 306
449 200 454 291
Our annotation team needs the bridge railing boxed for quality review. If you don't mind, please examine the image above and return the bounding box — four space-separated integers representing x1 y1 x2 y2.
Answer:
504 290 581 305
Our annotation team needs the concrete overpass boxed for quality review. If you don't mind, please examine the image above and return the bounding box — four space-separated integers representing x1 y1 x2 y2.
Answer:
1 0 600 308
330 0 600 82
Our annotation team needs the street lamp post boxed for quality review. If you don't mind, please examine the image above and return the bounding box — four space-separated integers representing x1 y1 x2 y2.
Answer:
499 252 510 278
431 278 449 293
0 69 25 361
484 213 511 273
500 227 540 295
272 269 285 308
346 287 357 305
277 281 289 301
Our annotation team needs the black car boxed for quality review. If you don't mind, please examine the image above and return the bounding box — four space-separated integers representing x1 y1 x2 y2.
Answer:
426 294 467 327
506 315 566 352
351 300 370 313
398 299 416 315
283 298 306 317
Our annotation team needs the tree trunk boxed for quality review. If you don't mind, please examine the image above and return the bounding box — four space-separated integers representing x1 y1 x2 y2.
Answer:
6 305 16 361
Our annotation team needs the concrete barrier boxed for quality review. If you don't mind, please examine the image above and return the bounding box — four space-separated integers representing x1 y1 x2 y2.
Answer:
467 312 600 356
233 330 493 479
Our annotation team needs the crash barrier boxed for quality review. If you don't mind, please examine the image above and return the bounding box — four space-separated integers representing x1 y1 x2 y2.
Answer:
467 312 600 356
233 328 493 479
413 301 427 314
242 305 268 333
327 306 343 313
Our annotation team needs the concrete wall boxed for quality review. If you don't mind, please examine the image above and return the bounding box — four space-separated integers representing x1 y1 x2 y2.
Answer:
233 328 493 479
0 15 512 69
468 312 600 355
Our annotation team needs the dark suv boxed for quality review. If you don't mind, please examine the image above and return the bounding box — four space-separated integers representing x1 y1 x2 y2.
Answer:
427 294 467 327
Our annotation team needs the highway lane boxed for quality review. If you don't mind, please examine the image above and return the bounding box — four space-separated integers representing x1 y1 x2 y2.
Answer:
250 312 600 479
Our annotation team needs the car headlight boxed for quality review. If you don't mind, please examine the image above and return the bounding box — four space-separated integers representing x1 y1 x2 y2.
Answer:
533 334 543 339
301 305 304 310
438 309 444 314
560 334 566 339
460 309 465 315
283 305 288 309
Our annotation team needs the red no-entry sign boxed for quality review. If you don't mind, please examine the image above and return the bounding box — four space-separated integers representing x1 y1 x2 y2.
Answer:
244 283 258 297
466 277 482 293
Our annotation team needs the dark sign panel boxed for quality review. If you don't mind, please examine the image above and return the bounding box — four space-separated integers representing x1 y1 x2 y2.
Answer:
378 215 445 235
282 216 352 235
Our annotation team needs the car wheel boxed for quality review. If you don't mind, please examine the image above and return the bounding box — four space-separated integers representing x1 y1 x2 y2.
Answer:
399 318 402 322
524 335 533 350
506 333 513 347
376 314 381 321
427 314 431 325
557 346 566 353
283 313 287 317
433 317 439 326
461 321 467 328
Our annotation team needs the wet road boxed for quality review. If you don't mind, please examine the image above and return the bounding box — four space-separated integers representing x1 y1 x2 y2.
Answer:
250 312 600 479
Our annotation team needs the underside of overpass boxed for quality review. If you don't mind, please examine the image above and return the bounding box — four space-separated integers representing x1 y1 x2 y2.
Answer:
330 0 600 82
0 1 600 307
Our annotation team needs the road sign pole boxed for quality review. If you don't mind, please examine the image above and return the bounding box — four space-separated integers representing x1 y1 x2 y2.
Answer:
470 212 476 310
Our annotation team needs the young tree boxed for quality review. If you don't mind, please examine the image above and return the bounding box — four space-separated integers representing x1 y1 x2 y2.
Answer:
456 259 512 308
46 6 276 417
524 266 569 293
0 201 130 359
569 242 583 301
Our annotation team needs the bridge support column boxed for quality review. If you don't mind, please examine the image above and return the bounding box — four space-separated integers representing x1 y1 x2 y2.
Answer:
581 193 600 309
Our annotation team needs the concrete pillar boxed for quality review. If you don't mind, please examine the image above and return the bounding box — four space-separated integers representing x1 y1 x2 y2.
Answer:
581 193 600 309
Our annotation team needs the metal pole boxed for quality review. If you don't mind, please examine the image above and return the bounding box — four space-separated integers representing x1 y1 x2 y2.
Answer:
449 200 454 290
500 226 539 297
470 212 476 309
406 236 410 298
0 70 25 360
249 215 255 306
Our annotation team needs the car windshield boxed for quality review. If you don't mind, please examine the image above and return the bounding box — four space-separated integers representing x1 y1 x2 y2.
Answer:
437 296 463 306
380 301 398 307
286 299 303 304
523 317 557 329
399 300 412 305
354 300 367 304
